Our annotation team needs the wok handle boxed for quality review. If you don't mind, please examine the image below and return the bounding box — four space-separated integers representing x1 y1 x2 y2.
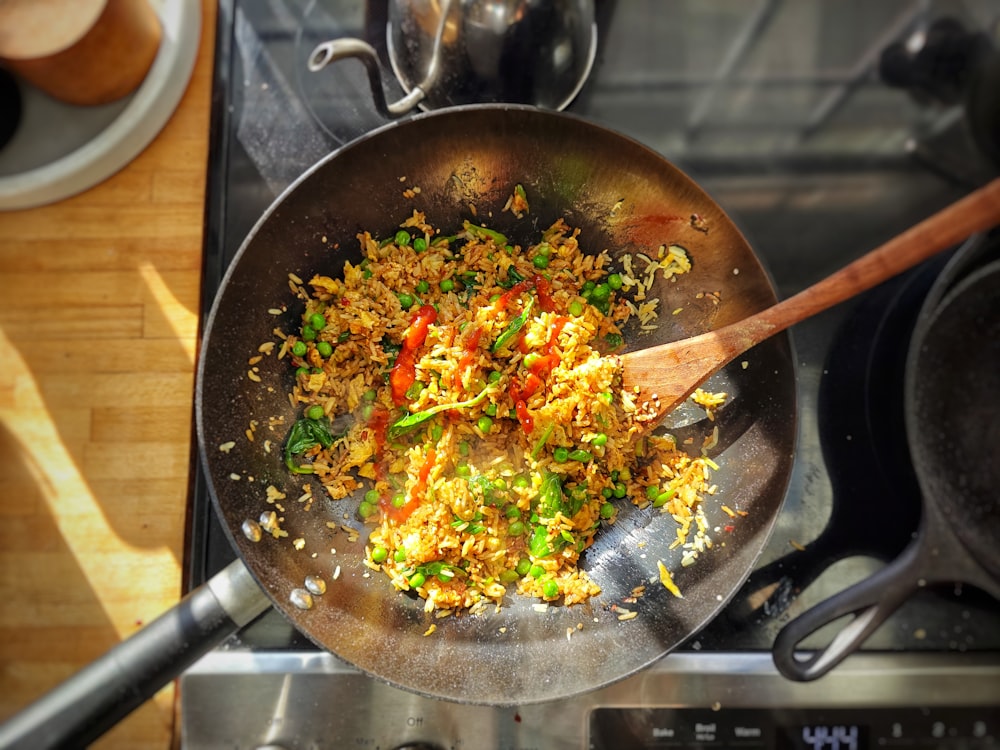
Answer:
0 559 271 750
772 541 923 682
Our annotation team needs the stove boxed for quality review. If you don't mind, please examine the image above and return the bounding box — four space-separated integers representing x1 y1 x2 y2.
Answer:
182 1 1000 747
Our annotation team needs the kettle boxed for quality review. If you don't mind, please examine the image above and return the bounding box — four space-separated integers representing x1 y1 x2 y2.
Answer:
308 0 596 116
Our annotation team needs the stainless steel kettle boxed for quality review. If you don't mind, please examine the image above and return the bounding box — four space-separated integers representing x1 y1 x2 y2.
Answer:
308 0 597 116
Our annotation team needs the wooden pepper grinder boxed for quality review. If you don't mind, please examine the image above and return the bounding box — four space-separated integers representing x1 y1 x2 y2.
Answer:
0 0 161 106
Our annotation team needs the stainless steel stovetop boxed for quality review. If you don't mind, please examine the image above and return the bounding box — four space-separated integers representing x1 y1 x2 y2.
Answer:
182 1 1000 747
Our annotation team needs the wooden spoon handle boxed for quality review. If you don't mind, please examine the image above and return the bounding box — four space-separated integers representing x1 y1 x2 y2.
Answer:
737 176 1000 348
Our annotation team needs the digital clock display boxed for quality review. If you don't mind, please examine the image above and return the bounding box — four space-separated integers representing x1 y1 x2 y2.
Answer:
778 724 868 750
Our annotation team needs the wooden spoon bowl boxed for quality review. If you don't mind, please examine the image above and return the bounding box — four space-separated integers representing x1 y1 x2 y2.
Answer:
620 177 1000 425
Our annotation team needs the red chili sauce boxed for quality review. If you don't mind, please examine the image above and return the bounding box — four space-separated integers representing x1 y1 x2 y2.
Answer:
389 305 437 406
379 447 436 523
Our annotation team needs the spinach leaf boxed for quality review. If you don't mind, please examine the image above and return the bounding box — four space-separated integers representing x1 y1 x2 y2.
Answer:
387 388 492 439
535 470 567 518
491 296 534 352
284 417 337 474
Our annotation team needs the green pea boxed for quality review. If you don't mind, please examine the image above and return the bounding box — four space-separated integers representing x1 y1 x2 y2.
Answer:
394 230 411 246
408 572 426 588
597 391 614 405
613 482 627 499
361 402 375 421
301 325 317 341
512 474 530 489
291 341 308 358
607 273 623 290
515 558 532 576
523 352 541 370
529 564 545 579
440 278 455 292
416 280 430 294
397 292 415 310
392 493 406 508
306 405 325 420
316 341 333 358
602 487 613 499
542 580 559 598
592 433 608 447
532 254 549 270
600 502 615 519
553 447 569 463
581 280 596 294
477 416 493 433
413 237 427 252
507 521 525 536
371 546 388 563
358 500 376 519
505 505 521 520
363 388 377 401
569 449 592 463
394 548 407 563
365 489 379 504
455 463 472 478
295 366 309 378
484 403 497 417
646 485 660 500
430 422 443 443
591 283 611 301
309 313 326 331
568 300 584 317
493 477 508 490
488 370 503 383
459 441 470 456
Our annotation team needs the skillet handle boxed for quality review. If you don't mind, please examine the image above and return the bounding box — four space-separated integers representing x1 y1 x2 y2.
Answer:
772 541 923 681
0 559 271 750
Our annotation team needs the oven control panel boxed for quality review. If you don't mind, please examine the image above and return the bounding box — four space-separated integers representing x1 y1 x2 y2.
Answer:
181 652 1000 750
590 707 997 749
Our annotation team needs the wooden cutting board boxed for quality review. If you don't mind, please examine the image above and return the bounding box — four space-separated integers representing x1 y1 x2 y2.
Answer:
0 2 215 747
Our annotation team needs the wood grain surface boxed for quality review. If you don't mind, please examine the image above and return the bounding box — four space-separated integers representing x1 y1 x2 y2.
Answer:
0 2 216 747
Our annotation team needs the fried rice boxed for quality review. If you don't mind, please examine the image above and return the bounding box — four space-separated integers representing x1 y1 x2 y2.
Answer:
277 207 716 613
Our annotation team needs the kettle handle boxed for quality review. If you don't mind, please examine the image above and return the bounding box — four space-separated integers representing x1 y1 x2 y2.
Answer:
308 38 426 118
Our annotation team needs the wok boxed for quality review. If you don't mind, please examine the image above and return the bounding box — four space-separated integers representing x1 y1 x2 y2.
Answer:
773 236 1000 680
0 105 796 748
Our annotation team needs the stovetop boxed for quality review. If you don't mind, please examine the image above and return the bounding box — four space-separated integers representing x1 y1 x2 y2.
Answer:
183 0 1000 747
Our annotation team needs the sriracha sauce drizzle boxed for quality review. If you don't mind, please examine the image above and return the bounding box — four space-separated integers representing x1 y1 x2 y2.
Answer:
389 305 437 406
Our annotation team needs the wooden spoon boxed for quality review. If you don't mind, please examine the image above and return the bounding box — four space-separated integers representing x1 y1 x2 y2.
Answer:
620 177 1000 425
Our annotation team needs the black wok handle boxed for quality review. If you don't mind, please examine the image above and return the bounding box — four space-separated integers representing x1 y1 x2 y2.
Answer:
0 559 271 750
772 541 923 681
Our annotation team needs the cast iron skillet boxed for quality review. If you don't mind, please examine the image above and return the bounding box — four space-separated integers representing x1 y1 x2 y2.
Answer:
0 105 796 747
773 242 1000 680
